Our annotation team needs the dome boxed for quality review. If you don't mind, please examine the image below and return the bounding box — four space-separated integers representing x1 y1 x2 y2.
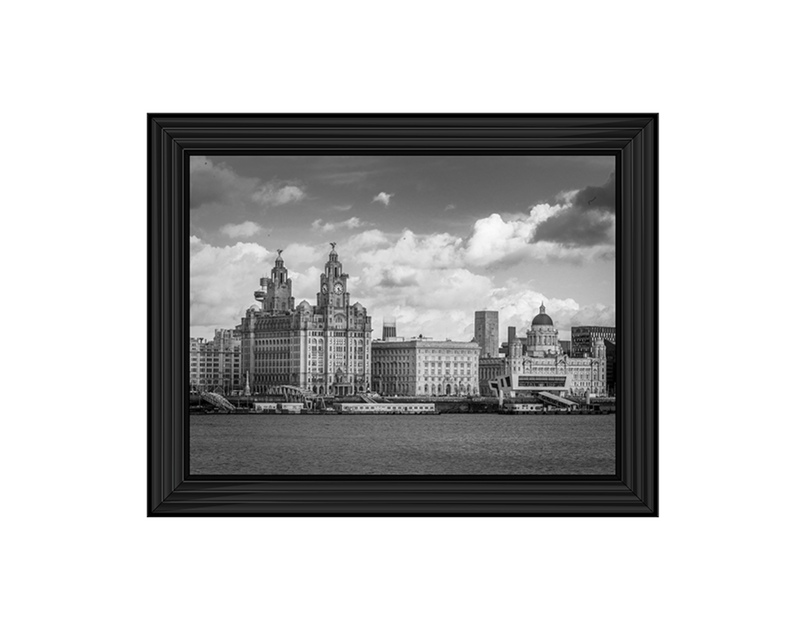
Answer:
531 313 554 326
531 302 554 326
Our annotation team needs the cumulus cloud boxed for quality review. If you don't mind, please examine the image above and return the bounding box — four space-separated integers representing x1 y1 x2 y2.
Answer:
461 202 611 268
190 236 272 339
335 229 611 340
191 226 614 342
486 284 615 338
312 217 366 232
372 192 393 206
531 172 615 247
220 221 264 238
453 173 617 267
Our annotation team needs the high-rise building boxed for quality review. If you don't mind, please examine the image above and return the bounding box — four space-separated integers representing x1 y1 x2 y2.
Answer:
189 329 242 393
571 326 616 357
371 339 480 396
474 310 499 358
237 245 372 396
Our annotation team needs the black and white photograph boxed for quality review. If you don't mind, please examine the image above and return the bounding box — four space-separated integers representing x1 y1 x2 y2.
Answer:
189 155 617 475
9 2 804 628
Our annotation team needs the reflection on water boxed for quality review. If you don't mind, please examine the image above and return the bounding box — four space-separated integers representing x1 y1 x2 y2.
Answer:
190 413 615 475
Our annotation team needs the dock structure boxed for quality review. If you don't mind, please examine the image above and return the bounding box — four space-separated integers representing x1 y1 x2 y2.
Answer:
200 391 236 412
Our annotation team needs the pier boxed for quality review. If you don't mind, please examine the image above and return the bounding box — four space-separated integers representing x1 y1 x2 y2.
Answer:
189 393 615 415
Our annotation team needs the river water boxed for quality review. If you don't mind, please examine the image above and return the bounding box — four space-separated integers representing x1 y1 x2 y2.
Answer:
190 413 615 475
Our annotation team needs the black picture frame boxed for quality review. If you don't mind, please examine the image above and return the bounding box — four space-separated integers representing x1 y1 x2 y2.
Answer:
148 114 658 516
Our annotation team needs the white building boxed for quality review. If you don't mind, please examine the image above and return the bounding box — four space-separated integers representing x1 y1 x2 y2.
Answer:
371 338 480 396
491 304 607 399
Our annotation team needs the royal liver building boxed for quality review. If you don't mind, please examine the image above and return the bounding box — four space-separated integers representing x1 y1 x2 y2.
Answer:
237 245 372 396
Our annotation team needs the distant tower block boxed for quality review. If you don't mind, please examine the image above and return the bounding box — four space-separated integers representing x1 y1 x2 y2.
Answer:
507 326 517 356
382 318 397 341
474 310 499 357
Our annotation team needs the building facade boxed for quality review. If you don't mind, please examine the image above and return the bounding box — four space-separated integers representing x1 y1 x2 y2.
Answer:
371 339 480 396
571 325 616 357
479 356 506 396
604 339 616 396
492 306 607 398
189 329 242 393
474 310 499 358
237 246 372 396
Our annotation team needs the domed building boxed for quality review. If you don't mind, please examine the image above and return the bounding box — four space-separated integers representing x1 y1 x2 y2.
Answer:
526 302 561 357
491 304 608 401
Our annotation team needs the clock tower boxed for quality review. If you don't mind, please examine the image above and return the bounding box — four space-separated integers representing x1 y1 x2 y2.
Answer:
241 244 372 397
317 242 350 309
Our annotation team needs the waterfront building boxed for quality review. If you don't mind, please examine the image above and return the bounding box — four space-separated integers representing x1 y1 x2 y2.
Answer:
189 329 242 393
492 305 607 398
604 339 616 396
237 245 372 396
474 310 499 358
526 303 561 356
371 338 480 396
479 356 506 396
571 325 616 357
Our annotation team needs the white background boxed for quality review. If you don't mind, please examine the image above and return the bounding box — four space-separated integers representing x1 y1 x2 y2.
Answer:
3 2 802 629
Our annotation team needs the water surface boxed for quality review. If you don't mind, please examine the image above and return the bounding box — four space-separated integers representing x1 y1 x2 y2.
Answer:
190 413 615 475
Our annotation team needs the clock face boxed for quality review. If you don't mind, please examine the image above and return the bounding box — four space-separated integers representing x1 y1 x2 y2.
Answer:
334 283 343 295
321 284 328 293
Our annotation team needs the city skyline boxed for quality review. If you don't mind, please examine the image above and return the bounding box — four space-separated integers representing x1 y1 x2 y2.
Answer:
190 155 616 341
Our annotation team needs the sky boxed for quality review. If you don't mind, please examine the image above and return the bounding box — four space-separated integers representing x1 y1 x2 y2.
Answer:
190 155 616 342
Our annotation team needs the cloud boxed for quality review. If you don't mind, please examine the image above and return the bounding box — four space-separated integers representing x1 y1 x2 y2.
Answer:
444 203 456 212
312 217 366 232
190 236 273 339
378 268 420 288
190 157 306 213
485 284 615 338
190 158 255 209
220 221 264 239
251 183 306 206
462 203 611 268
531 172 615 247
372 192 393 206
191 227 614 342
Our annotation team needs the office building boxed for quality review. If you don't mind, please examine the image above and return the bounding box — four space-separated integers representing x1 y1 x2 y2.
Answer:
474 310 499 358
189 329 242 393
371 339 480 396
571 325 616 357
237 245 372 396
